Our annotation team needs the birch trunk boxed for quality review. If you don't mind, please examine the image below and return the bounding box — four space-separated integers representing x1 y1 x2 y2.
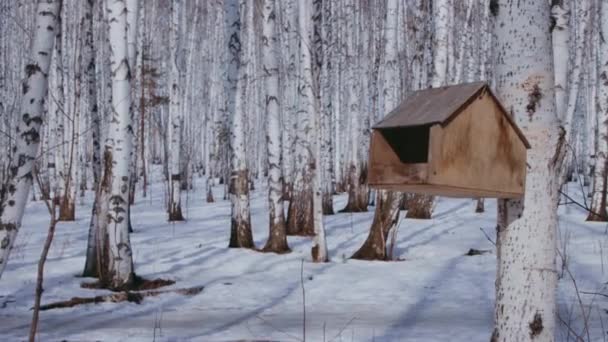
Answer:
0 0 62 279
352 0 401 261
406 0 448 220
286 0 315 236
298 0 328 262
99 0 136 289
262 0 289 254
82 0 102 277
168 0 184 221
491 1 563 340
551 0 569 123
341 0 368 213
588 1 608 221
227 0 254 248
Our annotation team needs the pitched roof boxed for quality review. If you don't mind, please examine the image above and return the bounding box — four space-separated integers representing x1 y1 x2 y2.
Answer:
373 82 531 148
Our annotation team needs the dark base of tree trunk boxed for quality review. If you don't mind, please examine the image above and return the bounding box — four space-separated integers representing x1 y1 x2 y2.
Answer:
206 187 215 203
228 220 255 248
334 181 346 193
286 189 314 236
475 198 485 213
58 199 75 221
82 274 174 292
322 193 334 215
339 203 367 213
586 210 608 222
351 191 400 261
405 194 434 219
168 204 185 222
282 183 292 202
82 257 98 278
340 186 368 213
261 240 291 254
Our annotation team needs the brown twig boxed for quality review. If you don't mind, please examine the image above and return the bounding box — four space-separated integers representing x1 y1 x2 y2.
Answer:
29 168 57 342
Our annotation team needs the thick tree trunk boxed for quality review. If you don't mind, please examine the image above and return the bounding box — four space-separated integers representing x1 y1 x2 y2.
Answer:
352 0 401 261
227 0 254 248
0 0 62 280
352 190 400 260
262 0 290 254
491 1 563 340
286 0 315 237
98 0 137 290
340 1 367 214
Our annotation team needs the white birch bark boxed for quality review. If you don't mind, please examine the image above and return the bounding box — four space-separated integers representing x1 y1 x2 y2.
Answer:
102 0 135 288
168 0 184 221
551 0 569 123
226 0 254 248
262 0 289 253
341 0 367 213
298 0 327 262
0 0 62 279
589 0 608 221
431 0 449 88
352 0 401 260
492 1 563 340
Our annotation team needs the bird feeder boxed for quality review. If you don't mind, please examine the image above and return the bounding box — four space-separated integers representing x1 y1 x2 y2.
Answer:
368 82 530 198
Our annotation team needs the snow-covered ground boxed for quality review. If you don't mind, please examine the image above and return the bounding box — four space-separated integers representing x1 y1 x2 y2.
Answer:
1 178 607 341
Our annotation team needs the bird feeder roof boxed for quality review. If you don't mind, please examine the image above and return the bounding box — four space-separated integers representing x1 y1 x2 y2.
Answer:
373 82 531 148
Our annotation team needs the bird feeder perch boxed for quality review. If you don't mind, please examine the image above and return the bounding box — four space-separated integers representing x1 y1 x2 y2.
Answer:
368 82 530 198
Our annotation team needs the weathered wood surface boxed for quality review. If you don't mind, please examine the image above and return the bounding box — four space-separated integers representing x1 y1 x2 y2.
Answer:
368 89 527 199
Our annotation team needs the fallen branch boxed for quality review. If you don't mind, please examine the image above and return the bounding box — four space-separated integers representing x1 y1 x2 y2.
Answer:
37 286 204 311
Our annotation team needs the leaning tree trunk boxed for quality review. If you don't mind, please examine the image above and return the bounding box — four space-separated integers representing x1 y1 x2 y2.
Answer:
588 0 608 221
227 0 254 248
167 0 184 222
491 0 564 341
98 0 137 290
0 0 62 280
262 0 289 254
352 0 401 261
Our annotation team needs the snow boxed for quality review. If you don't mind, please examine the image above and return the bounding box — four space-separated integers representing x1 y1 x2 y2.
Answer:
1 177 607 341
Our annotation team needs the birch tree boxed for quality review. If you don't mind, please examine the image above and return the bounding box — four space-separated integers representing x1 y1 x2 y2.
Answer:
168 0 185 221
226 0 254 248
341 0 368 213
352 0 401 261
98 0 137 289
0 0 62 280
82 0 102 277
589 0 608 221
286 0 315 237
298 0 328 262
405 0 449 219
262 0 290 254
491 0 564 340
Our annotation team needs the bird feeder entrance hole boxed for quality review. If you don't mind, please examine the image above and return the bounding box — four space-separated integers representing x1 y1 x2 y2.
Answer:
380 126 430 164
368 82 530 199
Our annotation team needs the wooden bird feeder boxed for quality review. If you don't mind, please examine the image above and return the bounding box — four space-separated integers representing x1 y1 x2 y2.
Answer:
368 82 530 198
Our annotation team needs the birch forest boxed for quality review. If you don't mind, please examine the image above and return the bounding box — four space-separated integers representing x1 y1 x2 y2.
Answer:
1 0 608 341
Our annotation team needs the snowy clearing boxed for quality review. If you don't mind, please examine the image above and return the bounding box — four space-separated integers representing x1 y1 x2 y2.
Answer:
1 180 606 341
